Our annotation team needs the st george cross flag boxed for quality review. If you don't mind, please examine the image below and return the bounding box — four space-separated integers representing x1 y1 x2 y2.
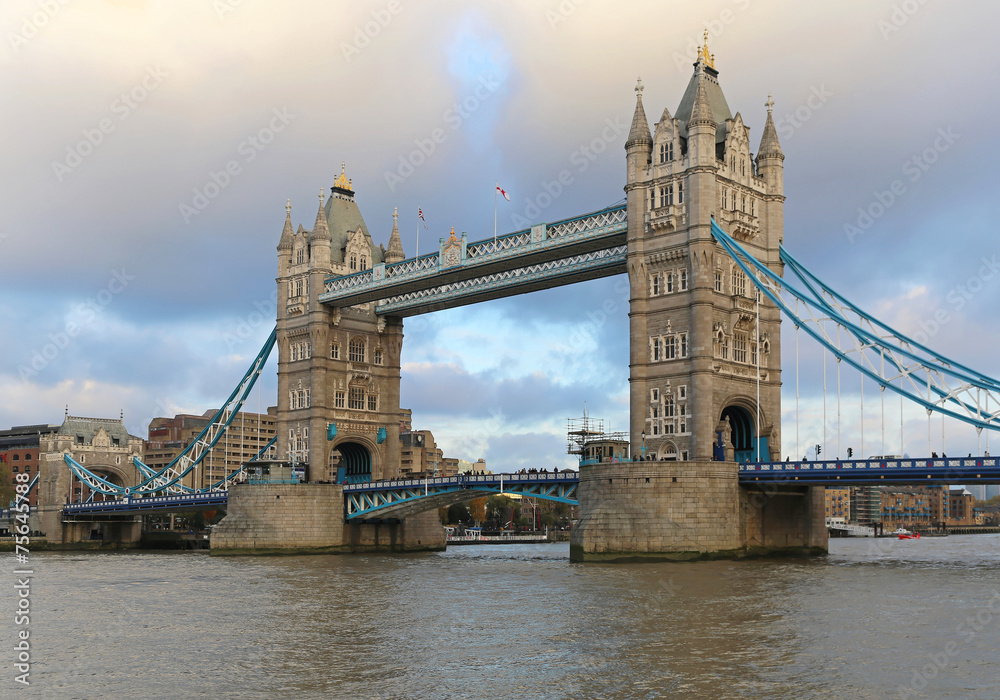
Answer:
496 184 510 201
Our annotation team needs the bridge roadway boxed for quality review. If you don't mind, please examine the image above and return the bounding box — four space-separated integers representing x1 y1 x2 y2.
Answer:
318 204 627 316
52 456 1000 519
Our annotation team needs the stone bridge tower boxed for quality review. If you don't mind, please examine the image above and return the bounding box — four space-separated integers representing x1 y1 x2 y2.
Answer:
625 39 785 464
275 164 405 483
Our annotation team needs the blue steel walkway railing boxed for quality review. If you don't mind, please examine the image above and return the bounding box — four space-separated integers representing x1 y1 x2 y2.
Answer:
344 472 579 519
739 456 1000 485
63 491 229 516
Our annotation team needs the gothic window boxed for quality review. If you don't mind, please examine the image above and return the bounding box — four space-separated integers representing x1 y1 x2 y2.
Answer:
679 404 687 434
677 181 683 204
722 336 729 360
651 274 660 296
349 387 365 410
652 337 661 362
335 391 345 408
680 332 688 358
665 396 675 419
651 388 659 402
751 336 758 366
294 278 303 297
296 248 304 265
732 268 747 297
373 347 383 365
659 142 673 163
361 255 367 269
331 343 340 360
734 332 748 364
740 157 746 176
304 342 311 359
658 187 667 208
367 394 377 411
722 189 728 210
650 189 655 210
291 345 298 362
666 184 674 206
666 272 674 294
715 269 723 292
350 254 357 271
679 269 688 291
349 337 365 363
305 388 311 407
665 335 676 360
678 385 687 400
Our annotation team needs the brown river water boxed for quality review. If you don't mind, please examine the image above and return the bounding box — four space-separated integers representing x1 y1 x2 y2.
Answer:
7 535 1000 699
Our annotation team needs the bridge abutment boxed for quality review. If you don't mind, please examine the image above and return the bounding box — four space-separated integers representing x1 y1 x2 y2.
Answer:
210 483 445 555
570 461 826 562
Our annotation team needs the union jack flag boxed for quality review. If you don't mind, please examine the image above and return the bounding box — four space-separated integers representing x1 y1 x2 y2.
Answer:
418 207 428 229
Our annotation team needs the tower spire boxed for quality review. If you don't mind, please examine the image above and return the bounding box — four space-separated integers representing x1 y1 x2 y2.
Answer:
385 206 405 264
758 93 783 158
277 198 294 250
626 77 652 149
309 190 329 241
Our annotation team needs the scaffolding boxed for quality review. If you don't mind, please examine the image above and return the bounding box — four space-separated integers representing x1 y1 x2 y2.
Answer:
567 410 628 457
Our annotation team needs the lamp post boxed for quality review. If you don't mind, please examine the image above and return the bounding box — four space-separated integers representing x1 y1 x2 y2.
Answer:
641 431 647 460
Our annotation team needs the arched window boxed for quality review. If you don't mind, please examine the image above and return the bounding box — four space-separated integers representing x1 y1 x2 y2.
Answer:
350 254 357 271
373 347 383 365
296 247 305 265
360 255 367 269
349 337 365 363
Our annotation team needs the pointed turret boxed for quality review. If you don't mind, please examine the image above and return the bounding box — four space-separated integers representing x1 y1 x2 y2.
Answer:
758 94 783 159
309 189 332 267
385 207 405 264
626 77 652 149
277 199 294 251
626 77 653 186
688 82 715 129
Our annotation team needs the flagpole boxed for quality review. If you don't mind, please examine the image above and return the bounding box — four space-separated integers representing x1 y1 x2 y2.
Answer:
493 181 498 245
416 204 420 257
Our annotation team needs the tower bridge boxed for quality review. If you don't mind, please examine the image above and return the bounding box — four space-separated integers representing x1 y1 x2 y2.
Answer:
38 39 1000 559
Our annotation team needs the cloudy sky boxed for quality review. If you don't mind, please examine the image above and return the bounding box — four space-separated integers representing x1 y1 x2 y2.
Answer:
3 0 999 468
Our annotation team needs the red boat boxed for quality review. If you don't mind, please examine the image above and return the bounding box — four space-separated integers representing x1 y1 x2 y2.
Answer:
897 532 921 540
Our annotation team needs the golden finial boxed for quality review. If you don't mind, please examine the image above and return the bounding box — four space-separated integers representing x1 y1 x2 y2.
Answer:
448 226 458 242
698 30 715 69
334 160 352 191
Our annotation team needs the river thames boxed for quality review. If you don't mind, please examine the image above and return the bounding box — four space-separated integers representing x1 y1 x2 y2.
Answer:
8 535 1000 699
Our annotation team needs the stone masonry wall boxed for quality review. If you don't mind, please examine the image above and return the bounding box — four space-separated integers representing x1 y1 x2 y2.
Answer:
571 461 743 562
212 483 446 555
211 483 346 555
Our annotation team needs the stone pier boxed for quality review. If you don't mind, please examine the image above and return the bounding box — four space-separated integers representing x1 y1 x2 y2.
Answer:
570 461 827 562
210 483 445 556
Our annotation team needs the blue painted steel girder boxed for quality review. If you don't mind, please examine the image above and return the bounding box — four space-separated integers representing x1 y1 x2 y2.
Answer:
319 204 626 311
62 492 228 516
739 456 1000 485
344 473 579 519
372 246 626 317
